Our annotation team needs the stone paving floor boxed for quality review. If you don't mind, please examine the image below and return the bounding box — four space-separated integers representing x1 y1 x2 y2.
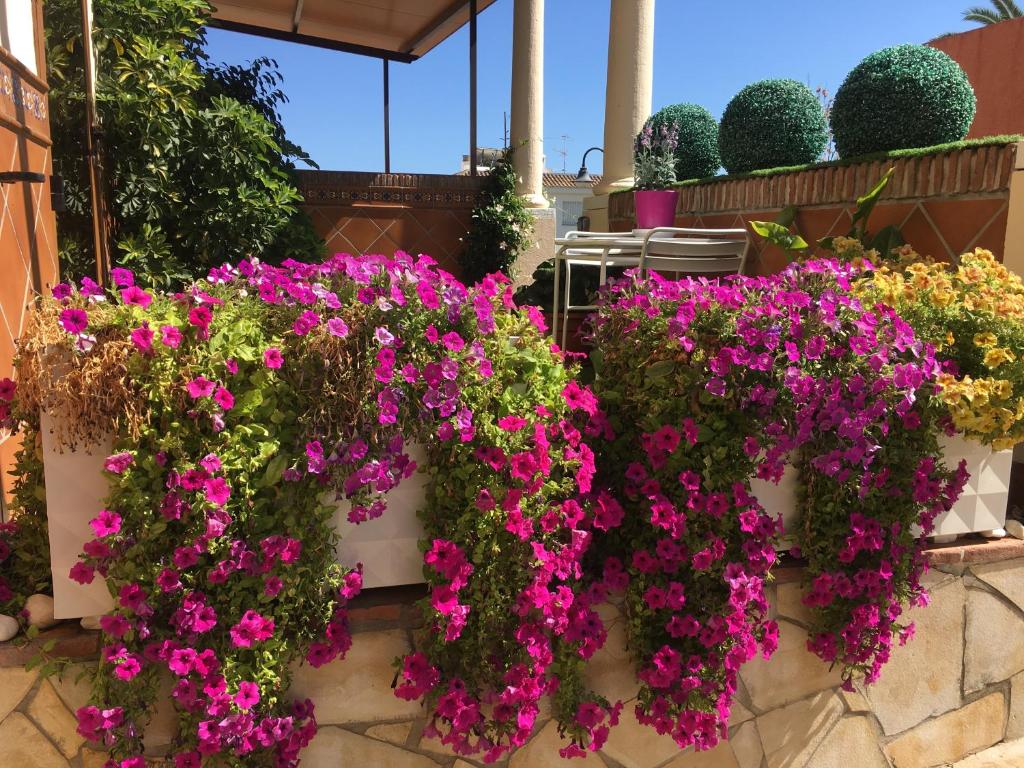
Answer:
949 739 1024 767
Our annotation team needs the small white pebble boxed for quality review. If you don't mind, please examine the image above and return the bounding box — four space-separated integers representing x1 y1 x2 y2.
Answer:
0 614 19 641
24 594 57 629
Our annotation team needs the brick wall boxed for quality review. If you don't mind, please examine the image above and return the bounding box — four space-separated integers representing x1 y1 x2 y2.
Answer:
297 171 486 281
608 141 1021 277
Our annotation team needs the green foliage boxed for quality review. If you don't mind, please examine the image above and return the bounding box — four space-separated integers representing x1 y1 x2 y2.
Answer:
831 44 976 159
963 0 1023 25
45 0 323 287
1 426 52 615
459 148 534 284
718 79 829 174
638 103 721 180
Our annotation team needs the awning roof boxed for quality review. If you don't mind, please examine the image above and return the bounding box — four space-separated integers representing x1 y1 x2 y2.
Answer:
209 0 496 62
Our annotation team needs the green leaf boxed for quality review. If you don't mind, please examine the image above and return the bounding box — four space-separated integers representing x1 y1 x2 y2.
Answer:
849 167 895 236
645 360 676 380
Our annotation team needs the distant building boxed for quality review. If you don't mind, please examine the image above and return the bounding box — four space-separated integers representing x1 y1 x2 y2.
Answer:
543 173 602 237
458 149 601 238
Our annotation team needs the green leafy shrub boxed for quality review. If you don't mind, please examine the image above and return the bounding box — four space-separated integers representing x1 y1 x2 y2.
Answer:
831 44 976 158
718 79 829 174
459 147 534 284
637 103 720 180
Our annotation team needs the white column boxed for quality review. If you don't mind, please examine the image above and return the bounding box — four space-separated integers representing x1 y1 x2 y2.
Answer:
509 0 547 208
594 0 655 195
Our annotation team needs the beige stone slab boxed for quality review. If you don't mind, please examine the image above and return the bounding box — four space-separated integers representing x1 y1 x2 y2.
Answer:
1010 671 1024 740
49 662 95 714
951 738 1024 767
26 680 85 758
510 721 605 768
973 559 1024 613
884 692 1006 768
0 666 38 722
774 582 812 626
757 689 844 768
740 620 842 711
865 578 966 734
965 589 1024 693
730 720 763 768
729 699 755 728
290 630 423 724
365 721 414 746
661 741 739 768
301 726 441 768
0 711 69 767
806 716 888 768
599 700 679 768
583 602 639 703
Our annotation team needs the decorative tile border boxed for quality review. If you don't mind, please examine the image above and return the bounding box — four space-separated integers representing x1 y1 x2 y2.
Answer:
296 171 485 210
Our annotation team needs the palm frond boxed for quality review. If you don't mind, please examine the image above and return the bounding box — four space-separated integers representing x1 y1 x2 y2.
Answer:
992 0 1019 18
963 6 1003 23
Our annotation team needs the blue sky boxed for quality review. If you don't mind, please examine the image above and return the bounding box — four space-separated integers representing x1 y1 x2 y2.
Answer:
205 0 983 175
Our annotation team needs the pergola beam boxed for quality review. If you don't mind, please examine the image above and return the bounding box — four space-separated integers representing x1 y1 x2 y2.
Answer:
208 18 419 63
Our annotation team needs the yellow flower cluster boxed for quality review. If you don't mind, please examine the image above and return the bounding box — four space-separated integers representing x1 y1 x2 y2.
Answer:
858 248 1024 447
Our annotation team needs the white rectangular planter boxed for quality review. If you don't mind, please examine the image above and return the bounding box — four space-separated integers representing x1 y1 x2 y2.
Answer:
40 412 115 619
749 466 800 551
332 444 428 589
930 433 1012 540
749 434 1013 549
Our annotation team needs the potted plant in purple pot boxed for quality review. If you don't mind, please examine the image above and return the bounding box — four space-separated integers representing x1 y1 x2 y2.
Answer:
633 121 679 229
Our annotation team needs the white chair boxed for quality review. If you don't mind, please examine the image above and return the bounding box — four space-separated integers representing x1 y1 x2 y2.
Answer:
639 227 750 277
550 227 751 347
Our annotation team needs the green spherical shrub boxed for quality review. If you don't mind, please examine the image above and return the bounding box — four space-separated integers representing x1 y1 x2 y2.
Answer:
831 44 975 158
718 79 829 174
637 103 721 180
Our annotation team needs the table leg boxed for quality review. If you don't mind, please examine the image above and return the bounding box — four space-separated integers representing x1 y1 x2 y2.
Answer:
562 260 573 349
552 250 562 345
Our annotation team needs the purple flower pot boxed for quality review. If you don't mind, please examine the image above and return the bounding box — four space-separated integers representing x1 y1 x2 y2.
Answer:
634 189 679 229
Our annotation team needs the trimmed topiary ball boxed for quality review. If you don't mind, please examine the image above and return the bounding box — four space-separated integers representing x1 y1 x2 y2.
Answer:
718 79 829 175
832 44 975 158
638 103 721 180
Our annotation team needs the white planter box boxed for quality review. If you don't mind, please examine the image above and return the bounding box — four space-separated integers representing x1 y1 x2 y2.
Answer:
749 434 1013 550
40 412 115 619
749 465 800 551
930 434 1011 541
332 444 427 589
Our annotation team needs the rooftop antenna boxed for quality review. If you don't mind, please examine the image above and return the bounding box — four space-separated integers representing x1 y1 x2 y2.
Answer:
557 134 571 172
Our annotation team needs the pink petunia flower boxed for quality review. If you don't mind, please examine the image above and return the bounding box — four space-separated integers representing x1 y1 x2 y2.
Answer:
90 509 122 537
160 325 183 349
121 286 153 309
204 477 231 507
187 376 216 399
234 681 260 710
213 387 234 410
263 347 283 369
59 308 88 334
104 452 134 474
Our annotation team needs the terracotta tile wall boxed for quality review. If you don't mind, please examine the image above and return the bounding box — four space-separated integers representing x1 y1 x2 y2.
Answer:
297 170 486 281
0 44 59 508
608 142 1019 276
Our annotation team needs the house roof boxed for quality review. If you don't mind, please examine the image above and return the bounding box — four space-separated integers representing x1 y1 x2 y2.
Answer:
543 172 601 188
209 0 498 61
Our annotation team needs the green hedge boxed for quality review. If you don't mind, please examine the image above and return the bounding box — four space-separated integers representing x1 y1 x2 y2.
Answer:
832 44 976 158
718 79 828 174
638 103 720 180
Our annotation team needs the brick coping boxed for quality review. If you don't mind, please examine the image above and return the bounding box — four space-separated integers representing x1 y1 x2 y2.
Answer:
2 538 1020 668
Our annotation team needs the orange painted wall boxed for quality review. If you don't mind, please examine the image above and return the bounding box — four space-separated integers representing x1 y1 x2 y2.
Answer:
608 143 1020 276
297 171 485 281
0 1 59 508
930 18 1024 139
